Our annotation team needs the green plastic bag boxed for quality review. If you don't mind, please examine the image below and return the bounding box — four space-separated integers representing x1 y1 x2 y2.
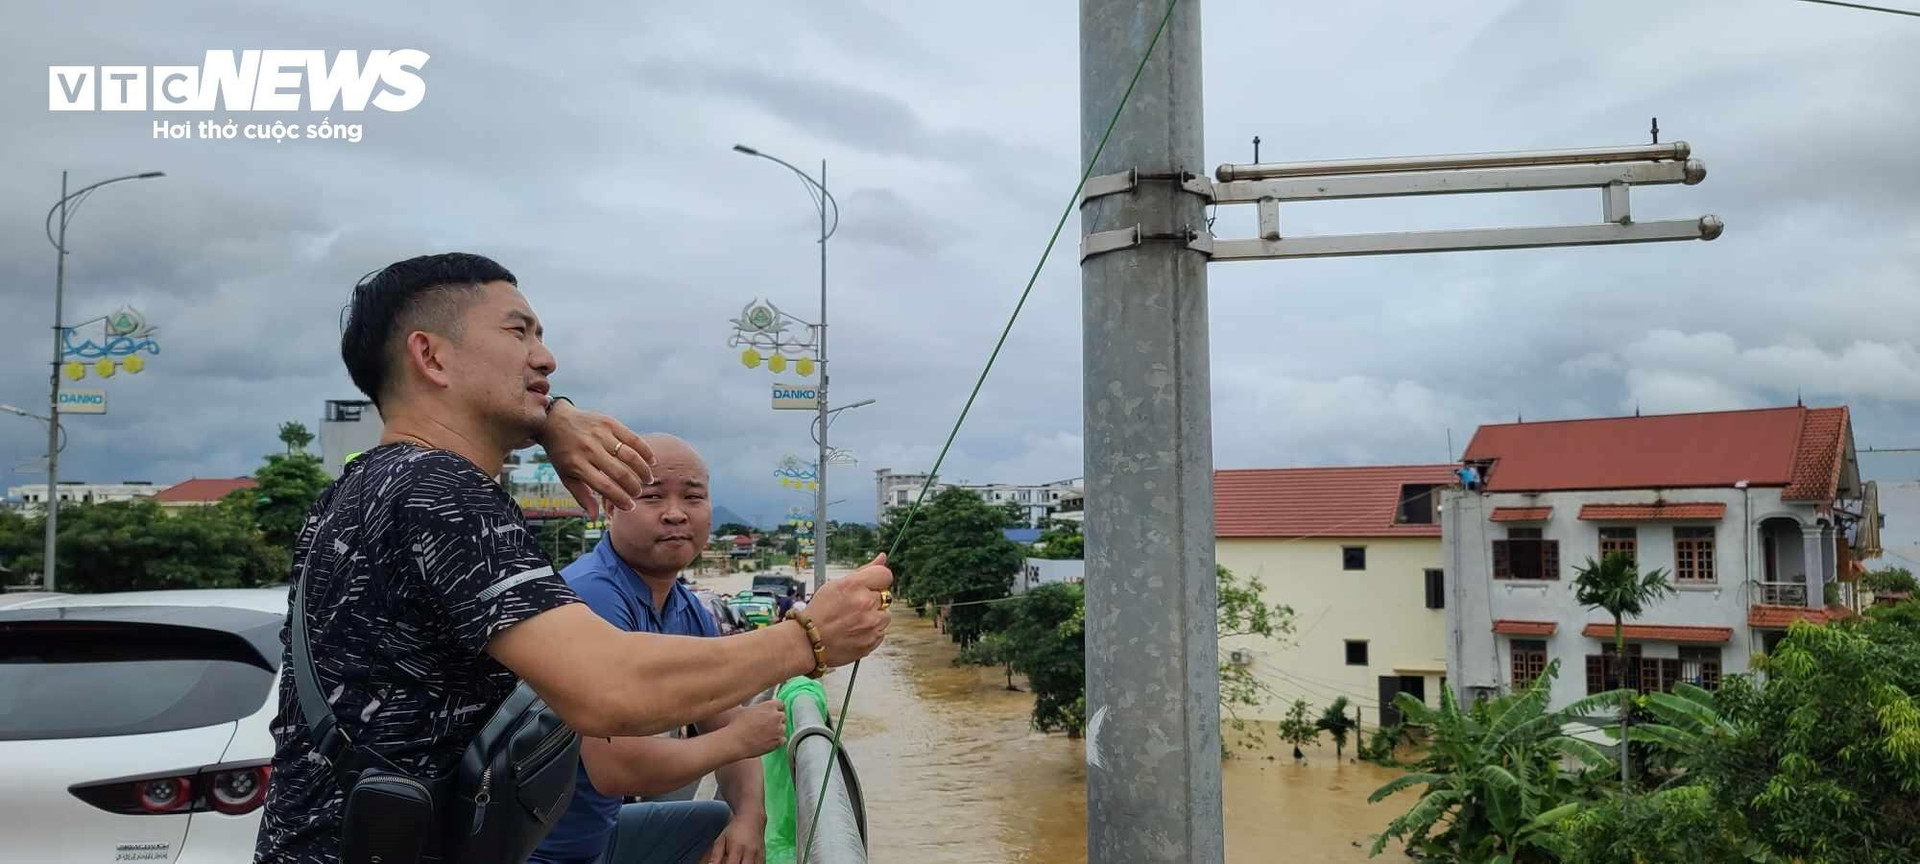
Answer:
762 676 827 864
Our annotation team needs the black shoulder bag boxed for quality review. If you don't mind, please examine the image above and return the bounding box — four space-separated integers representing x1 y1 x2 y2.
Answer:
291 569 581 864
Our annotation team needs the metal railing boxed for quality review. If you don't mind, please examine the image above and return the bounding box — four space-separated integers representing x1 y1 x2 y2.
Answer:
788 690 868 864
1758 581 1808 607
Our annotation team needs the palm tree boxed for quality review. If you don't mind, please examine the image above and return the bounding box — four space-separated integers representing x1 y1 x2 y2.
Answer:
1317 696 1359 762
277 420 314 455
1368 661 1626 862
1572 551 1674 785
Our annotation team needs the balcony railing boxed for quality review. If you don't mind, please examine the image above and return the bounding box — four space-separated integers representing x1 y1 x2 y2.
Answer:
1758 582 1807 607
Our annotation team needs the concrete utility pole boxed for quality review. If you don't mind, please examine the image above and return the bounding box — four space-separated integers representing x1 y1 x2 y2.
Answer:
1079 1 1221 862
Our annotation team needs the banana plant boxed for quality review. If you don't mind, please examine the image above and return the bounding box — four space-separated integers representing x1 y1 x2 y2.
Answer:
1369 661 1630 863
1627 682 1736 754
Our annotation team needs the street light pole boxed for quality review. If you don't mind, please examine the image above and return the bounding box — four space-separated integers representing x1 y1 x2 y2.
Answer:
733 145 840 593
815 158 829 593
41 169 164 593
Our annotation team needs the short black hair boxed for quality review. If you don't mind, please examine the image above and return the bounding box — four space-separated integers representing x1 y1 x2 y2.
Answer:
340 252 517 408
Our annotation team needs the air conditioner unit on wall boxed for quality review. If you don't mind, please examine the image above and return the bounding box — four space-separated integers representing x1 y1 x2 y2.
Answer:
1228 648 1253 667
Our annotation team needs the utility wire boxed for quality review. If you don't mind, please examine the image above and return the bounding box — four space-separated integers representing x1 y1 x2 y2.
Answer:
1789 0 1920 17
796 2 1183 860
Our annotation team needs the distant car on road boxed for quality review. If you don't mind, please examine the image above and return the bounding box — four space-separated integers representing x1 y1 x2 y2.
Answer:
751 574 806 601
727 591 778 630
0 589 285 863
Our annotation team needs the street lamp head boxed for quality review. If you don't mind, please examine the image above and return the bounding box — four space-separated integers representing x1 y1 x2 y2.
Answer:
137 172 165 179
732 144 760 156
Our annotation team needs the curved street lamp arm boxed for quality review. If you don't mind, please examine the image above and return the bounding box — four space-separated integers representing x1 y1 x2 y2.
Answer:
734 148 840 242
45 172 165 252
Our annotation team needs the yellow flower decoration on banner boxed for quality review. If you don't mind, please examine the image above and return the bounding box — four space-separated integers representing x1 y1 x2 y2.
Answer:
796 357 815 377
740 348 762 369
768 354 788 374
124 355 145 374
94 359 115 378
63 362 85 381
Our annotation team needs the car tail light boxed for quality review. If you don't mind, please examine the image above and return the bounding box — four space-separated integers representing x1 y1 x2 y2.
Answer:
207 765 270 815
136 776 193 814
71 762 273 816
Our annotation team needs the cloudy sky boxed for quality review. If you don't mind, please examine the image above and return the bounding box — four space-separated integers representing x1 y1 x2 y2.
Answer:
2 0 1916 527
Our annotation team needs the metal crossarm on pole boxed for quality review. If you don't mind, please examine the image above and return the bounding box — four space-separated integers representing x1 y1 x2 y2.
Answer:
1088 142 1723 265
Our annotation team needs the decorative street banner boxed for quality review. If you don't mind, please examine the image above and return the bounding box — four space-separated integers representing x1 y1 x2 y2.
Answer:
57 389 107 414
61 305 159 380
775 455 818 491
729 296 818 378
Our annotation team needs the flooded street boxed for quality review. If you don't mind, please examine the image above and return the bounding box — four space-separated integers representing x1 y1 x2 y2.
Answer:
693 570 1410 861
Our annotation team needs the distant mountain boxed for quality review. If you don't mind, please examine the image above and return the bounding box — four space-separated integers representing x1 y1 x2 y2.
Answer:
712 505 753 531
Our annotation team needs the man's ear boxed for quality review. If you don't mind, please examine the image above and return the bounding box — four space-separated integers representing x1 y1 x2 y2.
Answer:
403 330 453 390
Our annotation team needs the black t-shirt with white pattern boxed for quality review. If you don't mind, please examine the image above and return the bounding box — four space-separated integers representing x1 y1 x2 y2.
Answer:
253 443 579 864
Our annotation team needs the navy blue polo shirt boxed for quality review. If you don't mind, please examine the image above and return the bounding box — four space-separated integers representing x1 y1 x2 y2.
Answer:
529 538 720 864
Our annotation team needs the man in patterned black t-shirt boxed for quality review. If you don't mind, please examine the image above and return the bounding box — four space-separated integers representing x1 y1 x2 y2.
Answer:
255 254 893 864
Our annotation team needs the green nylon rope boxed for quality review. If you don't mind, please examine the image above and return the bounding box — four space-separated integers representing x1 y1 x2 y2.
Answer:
795 2 1183 861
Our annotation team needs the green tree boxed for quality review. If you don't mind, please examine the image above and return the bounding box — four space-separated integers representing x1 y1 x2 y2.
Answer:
1034 520 1084 560
227 450 331 551
1218 564 1293 750
1694 618 1920 862
12 500 285 592
1317 696 1359 762
998 500 1028 528
999 582 1086 735
954 628 1019 691
992 564 1291 742
277 420 315 455
1558 787 1772 864
1573 551 1674 785
1362 724 1413 766
1277 699 1320 762
1370 661 1626 862
1863 565 1918 597
0 509 34 585
715 522 757 537
827 521 878 564
879 487 1022 646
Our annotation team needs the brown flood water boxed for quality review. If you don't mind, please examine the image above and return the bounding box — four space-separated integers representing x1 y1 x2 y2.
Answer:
816 611 1412 863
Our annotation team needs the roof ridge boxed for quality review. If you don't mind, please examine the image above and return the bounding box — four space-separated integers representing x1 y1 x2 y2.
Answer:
1476 404 1819 429
1216 463 1458 473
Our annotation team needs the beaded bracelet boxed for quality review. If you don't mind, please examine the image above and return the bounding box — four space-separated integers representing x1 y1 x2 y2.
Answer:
786 609 827 679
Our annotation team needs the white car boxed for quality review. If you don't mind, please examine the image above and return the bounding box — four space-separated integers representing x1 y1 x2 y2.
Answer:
0 588 287 863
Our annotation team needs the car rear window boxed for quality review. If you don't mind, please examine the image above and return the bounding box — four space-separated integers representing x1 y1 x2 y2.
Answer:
0 622 275 740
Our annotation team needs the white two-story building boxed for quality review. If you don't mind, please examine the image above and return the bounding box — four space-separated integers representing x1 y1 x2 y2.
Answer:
1444 405 1875 709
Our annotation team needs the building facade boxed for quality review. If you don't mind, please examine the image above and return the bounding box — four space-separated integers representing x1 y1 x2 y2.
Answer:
1444 406 1872 709
6 481 160 513
1012 557 1085 594
320 399 383 478
1214 464 1456 726
874 468 1082 528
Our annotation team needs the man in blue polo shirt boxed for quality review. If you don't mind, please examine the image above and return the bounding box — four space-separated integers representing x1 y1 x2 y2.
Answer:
532 434 784 864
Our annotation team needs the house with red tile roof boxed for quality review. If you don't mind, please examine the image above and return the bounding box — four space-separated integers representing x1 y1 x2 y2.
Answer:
154 477 257 508
1444 405 1876 710
1214 464 1456 726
